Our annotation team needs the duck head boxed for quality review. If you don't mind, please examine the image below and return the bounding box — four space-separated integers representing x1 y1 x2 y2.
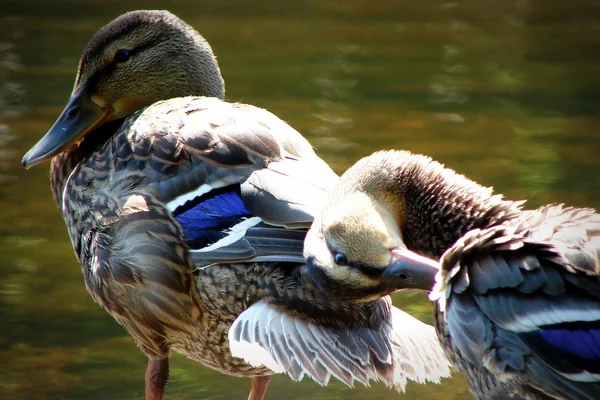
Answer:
22 10 225 168
303 189 439 302
303 152 440 302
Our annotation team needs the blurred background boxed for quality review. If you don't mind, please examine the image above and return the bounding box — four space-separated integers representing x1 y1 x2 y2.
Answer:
1 0 599 399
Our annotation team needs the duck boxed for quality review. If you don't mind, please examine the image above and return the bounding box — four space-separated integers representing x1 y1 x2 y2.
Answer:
21 11 451 400
303 149 600 399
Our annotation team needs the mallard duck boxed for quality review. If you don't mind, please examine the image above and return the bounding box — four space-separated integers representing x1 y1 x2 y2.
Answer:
22 11 451 400
304 149 600 399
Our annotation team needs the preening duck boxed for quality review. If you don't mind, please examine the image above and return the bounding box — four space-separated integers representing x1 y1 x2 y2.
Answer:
22 11 450 400
304 149 600 399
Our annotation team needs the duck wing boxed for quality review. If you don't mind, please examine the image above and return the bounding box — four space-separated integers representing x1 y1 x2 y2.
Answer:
118 96 338 266
228 296 451 391
433 205 600 399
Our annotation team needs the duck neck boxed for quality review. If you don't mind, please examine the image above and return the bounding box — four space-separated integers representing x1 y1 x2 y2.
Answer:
352 152 523 259
397 156 522 258
49 120 120 211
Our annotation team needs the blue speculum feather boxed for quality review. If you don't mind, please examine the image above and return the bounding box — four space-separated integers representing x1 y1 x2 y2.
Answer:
173 186 252 248
540 328 600 361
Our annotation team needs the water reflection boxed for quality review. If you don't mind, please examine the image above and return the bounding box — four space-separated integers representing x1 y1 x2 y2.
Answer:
311 45 361 168
1 0 599 399
0 18 24 186
0 17 25 315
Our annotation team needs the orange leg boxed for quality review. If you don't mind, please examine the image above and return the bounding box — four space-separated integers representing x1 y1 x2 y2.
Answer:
248 376 272 400
145 358 169 400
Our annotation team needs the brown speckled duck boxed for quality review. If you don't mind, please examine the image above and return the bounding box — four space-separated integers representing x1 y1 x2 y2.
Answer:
22 11 451 400
304 150 600 399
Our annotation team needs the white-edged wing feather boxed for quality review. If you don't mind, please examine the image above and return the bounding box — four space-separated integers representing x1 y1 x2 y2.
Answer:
228 300 451 391
241 158 339 228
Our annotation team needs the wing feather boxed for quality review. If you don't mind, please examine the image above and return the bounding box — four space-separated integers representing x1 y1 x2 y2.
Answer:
229 300 451 391
124 98 339 266
434 207 600 394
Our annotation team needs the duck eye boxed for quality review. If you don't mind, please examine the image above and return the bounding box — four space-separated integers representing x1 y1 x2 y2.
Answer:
397 272 410 281
333 253 347 266
113 49 130 64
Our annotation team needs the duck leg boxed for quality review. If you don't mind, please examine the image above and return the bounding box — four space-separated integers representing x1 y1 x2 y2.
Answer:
248 376 271 400
145 357 169 400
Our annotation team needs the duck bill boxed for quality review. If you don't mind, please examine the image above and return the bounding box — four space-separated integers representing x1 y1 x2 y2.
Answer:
22 88 111 168
379 247 439 291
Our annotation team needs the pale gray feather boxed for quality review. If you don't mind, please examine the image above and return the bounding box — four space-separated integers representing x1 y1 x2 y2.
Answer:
228 300 451 391
241 158 338 228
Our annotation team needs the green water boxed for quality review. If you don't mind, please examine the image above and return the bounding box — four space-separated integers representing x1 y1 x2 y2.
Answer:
1 0 599 399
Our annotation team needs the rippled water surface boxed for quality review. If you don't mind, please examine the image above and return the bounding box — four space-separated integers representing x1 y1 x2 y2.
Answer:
1 0 599 399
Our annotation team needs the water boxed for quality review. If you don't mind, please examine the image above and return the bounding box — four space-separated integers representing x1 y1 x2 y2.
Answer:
1 0 599 399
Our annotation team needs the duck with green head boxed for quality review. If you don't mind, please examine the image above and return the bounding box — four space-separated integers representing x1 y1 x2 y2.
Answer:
22 11 451 400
